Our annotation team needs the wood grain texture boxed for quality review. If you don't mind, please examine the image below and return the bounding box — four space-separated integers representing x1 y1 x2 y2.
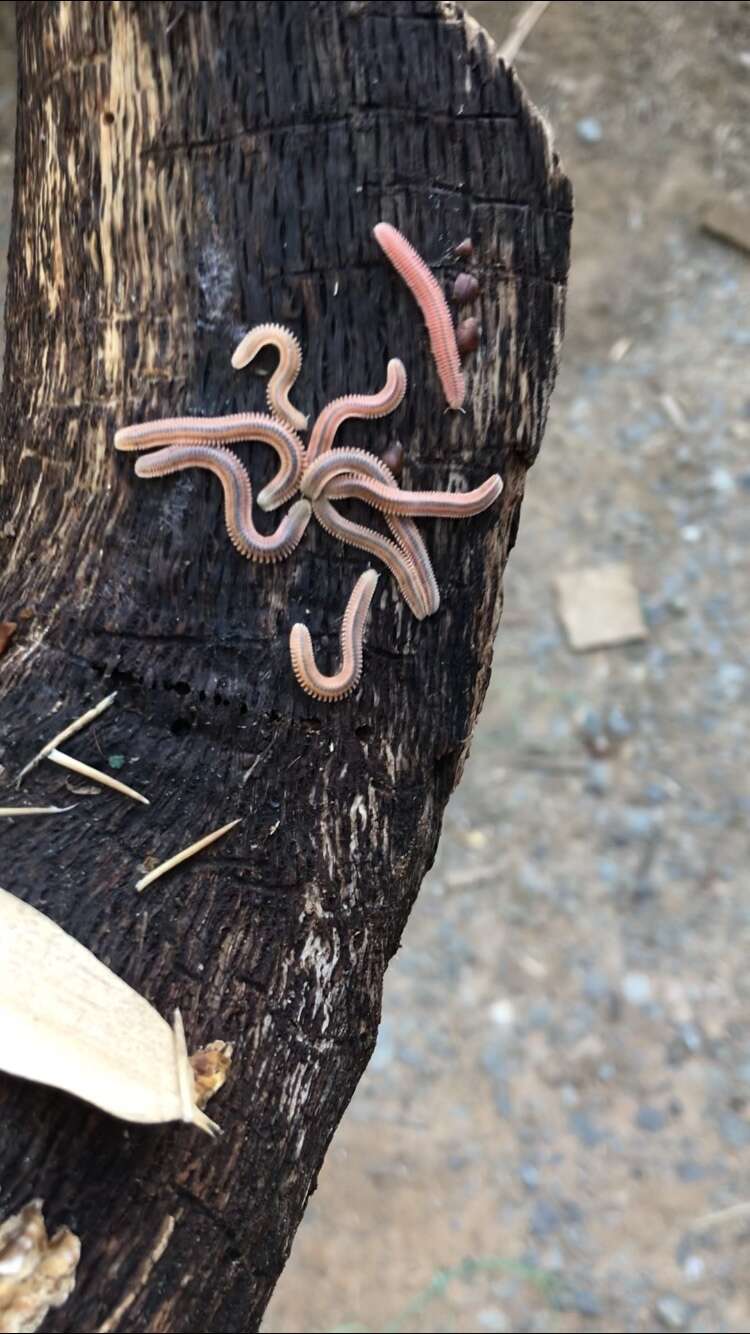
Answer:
0 2 571 1330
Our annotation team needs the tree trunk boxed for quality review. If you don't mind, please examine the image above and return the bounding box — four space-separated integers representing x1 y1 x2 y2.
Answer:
0 2 571 1331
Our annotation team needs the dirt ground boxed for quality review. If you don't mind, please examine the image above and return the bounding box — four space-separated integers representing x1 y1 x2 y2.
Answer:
0 3 748 1332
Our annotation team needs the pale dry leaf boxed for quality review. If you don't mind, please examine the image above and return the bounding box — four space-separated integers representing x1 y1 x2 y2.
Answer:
0 886 218 1134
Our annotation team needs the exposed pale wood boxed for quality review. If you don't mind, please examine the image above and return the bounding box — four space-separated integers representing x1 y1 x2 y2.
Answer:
0 3 570 1329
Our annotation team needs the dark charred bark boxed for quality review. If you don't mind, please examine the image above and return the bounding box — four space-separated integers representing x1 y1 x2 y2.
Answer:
0 3 571 1331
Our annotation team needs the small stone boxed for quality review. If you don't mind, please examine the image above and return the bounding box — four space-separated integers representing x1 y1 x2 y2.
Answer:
678 1022 702 1053
623 972 652 1005
454 236 473 258
477 1307 510 1333
556 1286 602 1317
606 705 633 738
579 708 607 750
655 1294 689 1330
682 1255 705 1282
598 857 620 887
489 999 516 1027
676 1160 707 1183
568 1109 605 1148
453 272 480 304
717 1111 750 1149
709 466 735 494
583 969 611 1003
527 1000 552 1028
623 807 657 838
636 1105 668 1133
585 761 611 796
530 1198 560 1238
681 524 702 543
520 1161 539 1191
576 117 603 143
715 662 746 702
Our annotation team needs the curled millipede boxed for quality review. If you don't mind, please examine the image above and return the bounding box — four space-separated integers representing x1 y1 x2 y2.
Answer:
373 221 465 410
305 358 407 466
312 495 427 620
230 323 308 433
305 448 439 616
134 445 311 563
289 569 379 702
115 413 304 511
323 471 503 518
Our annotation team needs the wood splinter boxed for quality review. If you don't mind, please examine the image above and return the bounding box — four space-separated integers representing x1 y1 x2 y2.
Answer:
15 691 117 786
0 805 77 817
47 750 149 805
136 818 241 893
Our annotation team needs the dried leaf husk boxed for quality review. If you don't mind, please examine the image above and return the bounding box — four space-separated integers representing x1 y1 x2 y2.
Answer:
0 886 217 1134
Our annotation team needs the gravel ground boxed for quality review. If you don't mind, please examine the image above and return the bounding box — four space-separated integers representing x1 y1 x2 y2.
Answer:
265 4 750 1331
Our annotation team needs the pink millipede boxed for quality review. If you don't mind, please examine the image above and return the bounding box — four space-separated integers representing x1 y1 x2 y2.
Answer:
305 358 407 467
373 221 465 410
134 445 311 563
289 569 379 702
230 323 308 434
304 448 440 616
312 495 428 621
322 472 503 519
115 413 304 512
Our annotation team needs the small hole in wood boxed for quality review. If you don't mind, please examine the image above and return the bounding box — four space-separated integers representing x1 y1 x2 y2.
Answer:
102 110 115 125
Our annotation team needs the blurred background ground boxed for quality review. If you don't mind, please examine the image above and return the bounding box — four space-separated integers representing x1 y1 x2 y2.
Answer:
0 3 748 1332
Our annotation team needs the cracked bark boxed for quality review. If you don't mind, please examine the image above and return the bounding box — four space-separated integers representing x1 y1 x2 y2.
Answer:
0 3 571 1331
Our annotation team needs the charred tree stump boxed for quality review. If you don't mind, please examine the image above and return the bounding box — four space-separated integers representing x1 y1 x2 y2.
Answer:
0 2 571 1331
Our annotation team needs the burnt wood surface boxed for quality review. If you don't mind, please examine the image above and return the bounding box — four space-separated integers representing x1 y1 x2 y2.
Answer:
0 2 571 1330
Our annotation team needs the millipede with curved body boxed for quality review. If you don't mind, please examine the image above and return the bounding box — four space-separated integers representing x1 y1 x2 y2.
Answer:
305 358 407 466
115 413 304 511
373 221 465 410
289 570 379 702
134 445 311 563
230 323 308 434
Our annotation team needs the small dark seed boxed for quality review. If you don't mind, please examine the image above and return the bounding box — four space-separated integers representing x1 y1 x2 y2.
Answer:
456 317 480 358
381 441 404 479
453 273 480 304
454 236 474 258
